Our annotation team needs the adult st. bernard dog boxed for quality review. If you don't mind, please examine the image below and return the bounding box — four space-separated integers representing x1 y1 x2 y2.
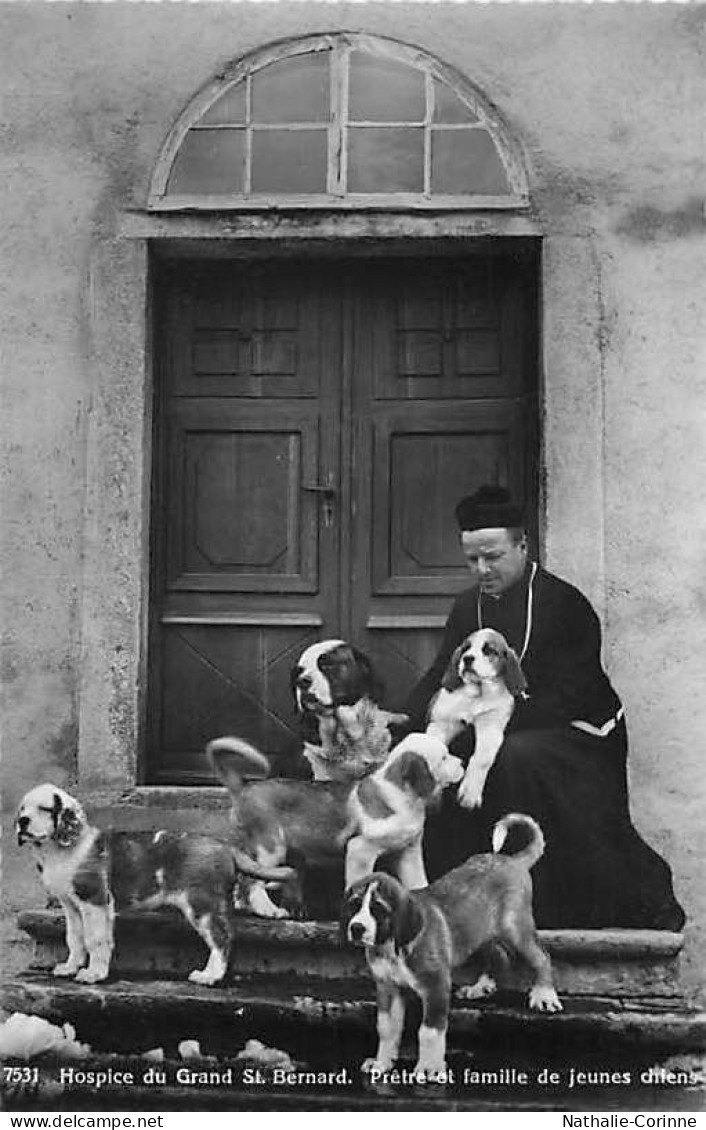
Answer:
342 813 561 1081
291 639 407 783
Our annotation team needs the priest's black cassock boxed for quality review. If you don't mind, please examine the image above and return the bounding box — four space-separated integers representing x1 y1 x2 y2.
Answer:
405 562 685 931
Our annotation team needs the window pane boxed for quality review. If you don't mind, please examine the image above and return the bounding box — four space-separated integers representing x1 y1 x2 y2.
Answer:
252 54 330 123
251 129 328 193
201 83 247 126
348 53 426 122
348 127 424 192
433 80 478 124
431 129 511 195
167 129 245 194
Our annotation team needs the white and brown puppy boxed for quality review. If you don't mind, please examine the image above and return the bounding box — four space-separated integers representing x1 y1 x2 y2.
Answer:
342 813 562 1081
427 627 526 810
291 639 407 783
207 731 463 915
343 733 465 891
16 784 295 985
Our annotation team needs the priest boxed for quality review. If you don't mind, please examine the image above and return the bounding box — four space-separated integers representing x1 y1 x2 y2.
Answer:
405 484 685 930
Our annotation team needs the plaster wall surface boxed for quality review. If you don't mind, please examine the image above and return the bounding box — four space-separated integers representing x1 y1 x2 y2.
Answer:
1 2 705 994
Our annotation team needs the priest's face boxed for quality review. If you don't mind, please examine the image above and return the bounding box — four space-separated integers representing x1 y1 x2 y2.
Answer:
460 527 528 597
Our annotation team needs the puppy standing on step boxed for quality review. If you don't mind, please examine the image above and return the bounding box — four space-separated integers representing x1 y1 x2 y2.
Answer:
207 730 464 912
292 639 407 783
342 813 561 1081
343 733 464 890
427 627 526 810
16 783 295 985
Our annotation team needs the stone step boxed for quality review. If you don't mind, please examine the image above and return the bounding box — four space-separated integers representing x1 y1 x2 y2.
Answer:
3 971 706 1061
18 909 686 1000
3 973 704 1112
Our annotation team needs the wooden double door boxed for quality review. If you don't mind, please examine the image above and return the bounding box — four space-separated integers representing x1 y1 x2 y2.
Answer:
148 251 538 783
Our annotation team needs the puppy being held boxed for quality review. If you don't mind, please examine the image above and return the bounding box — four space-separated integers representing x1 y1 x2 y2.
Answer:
342 812 561 1081
292 639 407 783
426 627 526 810
16 783 295 985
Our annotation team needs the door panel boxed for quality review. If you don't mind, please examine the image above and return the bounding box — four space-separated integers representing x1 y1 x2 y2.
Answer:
148 252 537 782
349 256 536 713
369 258 524 400
167 402 320 592
158 622 321 780
368 401 528 597
173 268 321 397
149 261 342 783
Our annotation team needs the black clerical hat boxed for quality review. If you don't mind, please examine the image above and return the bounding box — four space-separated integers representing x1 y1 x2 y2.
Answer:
455 485 525 532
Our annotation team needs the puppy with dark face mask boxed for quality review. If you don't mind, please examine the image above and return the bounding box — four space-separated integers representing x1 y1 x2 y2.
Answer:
291 640 407 783
342 812 561 1082
426 627 526 810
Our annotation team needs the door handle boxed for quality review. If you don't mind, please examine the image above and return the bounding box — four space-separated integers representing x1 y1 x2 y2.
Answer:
302 474 337 528
302 483 336 497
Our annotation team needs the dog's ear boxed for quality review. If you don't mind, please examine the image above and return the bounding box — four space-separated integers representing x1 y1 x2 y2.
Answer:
440 645 465 692
384 750 436 799
348 646 384 704
338 884 364 945
503 647 527 696
53 793 85 847
394 889 424 950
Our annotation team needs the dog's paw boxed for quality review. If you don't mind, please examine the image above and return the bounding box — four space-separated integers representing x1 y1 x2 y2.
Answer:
456 773 484 809
75 966 109 984
412 1061 450 1084
457 973 497 1001
361 1057 394 1075
247 886 291 919
264 903 289 920
52 961 83 978
528 985 562 1012
188 968 224 986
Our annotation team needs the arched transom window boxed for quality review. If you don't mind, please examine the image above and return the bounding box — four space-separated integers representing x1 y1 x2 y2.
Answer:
150 34 529 209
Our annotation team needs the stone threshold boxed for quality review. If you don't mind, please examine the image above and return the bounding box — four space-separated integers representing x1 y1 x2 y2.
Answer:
18 909 686 1000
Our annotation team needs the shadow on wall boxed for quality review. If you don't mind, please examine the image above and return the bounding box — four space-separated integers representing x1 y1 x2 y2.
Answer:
615 197 706 243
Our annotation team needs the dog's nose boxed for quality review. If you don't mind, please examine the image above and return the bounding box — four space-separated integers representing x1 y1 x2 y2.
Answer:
461 655 474 671
349 921 365 943
297 673 312 689
17 815 30 831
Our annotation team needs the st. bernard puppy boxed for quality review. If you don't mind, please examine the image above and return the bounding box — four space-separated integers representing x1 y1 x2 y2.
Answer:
206 730 464 915
291 639 407 783
427 628 526 810
342 813 562 1081
16 784 295 985
342 733 464 890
